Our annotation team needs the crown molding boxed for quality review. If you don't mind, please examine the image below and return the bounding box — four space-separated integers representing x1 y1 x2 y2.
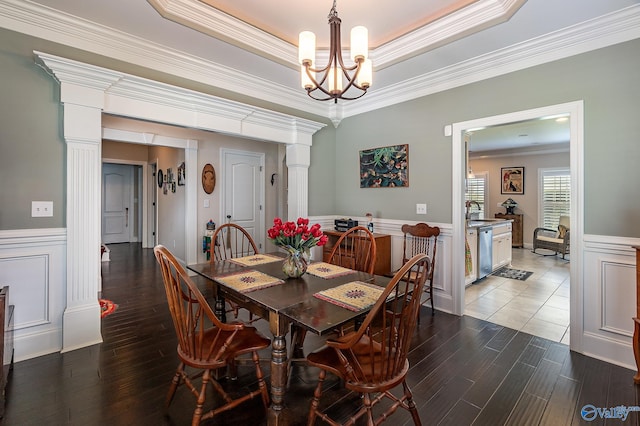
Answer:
147 0 297 69
342 4 640 120
148 0 526 71
1 0 639 126
373 0 526 69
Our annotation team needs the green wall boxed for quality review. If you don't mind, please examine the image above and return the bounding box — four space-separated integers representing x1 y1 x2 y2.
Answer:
317 38 640 238
307 125 337 215
1 26 639 239
0 30 65 229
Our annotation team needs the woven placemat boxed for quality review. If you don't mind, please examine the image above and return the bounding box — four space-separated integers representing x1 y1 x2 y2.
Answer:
228 254 283 267
214 270 285 293
314 281 383 312
306 262 356 279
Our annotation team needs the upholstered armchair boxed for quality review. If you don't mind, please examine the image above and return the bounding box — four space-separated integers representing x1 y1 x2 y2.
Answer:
532 215 570 259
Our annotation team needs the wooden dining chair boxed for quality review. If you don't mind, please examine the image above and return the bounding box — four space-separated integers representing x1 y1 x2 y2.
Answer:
397 223 440 319
306 253 430 426
327 225 377 275
291 226 378 358
154 245 270 426
210 223 259 321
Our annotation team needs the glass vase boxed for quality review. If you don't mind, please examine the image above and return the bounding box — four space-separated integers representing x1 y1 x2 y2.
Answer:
282 248 309 278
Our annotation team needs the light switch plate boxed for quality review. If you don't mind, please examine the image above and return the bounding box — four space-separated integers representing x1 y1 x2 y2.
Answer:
32 201 53 217
416 203 427 214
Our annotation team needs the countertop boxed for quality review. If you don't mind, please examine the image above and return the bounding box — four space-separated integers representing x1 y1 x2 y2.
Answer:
466 218 513 229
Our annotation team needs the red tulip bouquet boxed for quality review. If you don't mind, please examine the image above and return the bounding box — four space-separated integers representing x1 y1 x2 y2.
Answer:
267 217 328 277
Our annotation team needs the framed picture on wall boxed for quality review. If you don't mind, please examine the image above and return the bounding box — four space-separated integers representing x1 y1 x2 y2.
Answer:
359 144 409 188
501 166 524 194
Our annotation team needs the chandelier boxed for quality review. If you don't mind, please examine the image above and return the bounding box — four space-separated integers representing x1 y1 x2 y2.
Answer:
298 0 372 102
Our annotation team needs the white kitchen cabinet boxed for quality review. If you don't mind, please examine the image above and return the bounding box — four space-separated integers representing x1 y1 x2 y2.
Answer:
492 222 512 271
465 228 478 286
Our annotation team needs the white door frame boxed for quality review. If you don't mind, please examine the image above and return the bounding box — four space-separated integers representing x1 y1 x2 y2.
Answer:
451 100 584 353
148 161 158 248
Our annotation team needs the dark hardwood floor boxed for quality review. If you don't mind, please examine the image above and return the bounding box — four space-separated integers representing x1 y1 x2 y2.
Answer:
2 243 639 425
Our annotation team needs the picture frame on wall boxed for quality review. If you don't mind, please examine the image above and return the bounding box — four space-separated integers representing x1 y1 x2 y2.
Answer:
359 144 409 188
177 162 185 186
501 166 524 194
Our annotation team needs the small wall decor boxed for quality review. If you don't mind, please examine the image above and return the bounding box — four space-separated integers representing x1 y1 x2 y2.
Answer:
359 144 409 188
157 169 164 188
501 166 524 194
202 163 216 194
177 162 185 186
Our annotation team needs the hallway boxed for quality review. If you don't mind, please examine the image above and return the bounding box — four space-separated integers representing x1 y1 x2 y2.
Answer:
465 248 570 343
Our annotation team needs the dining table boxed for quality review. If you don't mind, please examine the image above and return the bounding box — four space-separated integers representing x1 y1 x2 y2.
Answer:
187 252 391 425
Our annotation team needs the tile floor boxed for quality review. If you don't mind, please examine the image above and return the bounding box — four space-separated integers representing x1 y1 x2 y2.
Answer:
464 247 570 344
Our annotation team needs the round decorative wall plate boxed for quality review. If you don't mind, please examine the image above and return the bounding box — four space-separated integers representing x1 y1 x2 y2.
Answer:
202 164 216 194
157 169 164 188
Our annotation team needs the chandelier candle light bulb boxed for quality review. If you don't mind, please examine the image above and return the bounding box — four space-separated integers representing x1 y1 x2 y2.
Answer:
298 0 372 101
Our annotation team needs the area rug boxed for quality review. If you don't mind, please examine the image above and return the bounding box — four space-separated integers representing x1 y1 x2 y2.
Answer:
99 299 118 318
492 267 533 281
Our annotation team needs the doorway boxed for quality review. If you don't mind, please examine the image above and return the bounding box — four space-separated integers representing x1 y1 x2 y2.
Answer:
451 101 584 351
102 163 142 244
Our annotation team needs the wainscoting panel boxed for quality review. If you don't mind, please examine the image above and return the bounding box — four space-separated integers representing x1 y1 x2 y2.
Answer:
583 237 638 370
0 254 50 328
0 229 67 361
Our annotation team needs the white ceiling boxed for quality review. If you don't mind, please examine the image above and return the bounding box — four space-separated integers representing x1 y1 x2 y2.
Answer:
3 0 639 142
468 116 570 154
198 0 483 48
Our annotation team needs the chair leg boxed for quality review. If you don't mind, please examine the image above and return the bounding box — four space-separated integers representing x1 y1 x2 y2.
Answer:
192 369 211 426
228 359 238 380
252 350 270 409
165 362 184 409
402 381 422 426
430 282 435 316
307 369 326 426
362 392 375 425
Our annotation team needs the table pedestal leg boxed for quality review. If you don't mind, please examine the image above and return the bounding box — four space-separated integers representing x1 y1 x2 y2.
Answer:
268 313 289 425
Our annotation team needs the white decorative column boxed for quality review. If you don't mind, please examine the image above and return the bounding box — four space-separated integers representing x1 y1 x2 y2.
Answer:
286 143 310 220
36 52 123 352
63 103 104 351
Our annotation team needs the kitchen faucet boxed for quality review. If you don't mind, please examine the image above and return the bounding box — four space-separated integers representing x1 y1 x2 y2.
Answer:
465 200 481 220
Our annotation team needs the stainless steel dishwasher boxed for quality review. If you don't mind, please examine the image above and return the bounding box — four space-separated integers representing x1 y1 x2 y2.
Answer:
477 226 493 280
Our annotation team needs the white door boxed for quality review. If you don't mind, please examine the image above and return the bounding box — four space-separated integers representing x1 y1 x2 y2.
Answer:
222 150 265 250
102 163 134 244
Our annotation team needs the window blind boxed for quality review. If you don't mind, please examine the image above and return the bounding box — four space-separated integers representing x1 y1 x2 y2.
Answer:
466 173 486 219
541 169 570 229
